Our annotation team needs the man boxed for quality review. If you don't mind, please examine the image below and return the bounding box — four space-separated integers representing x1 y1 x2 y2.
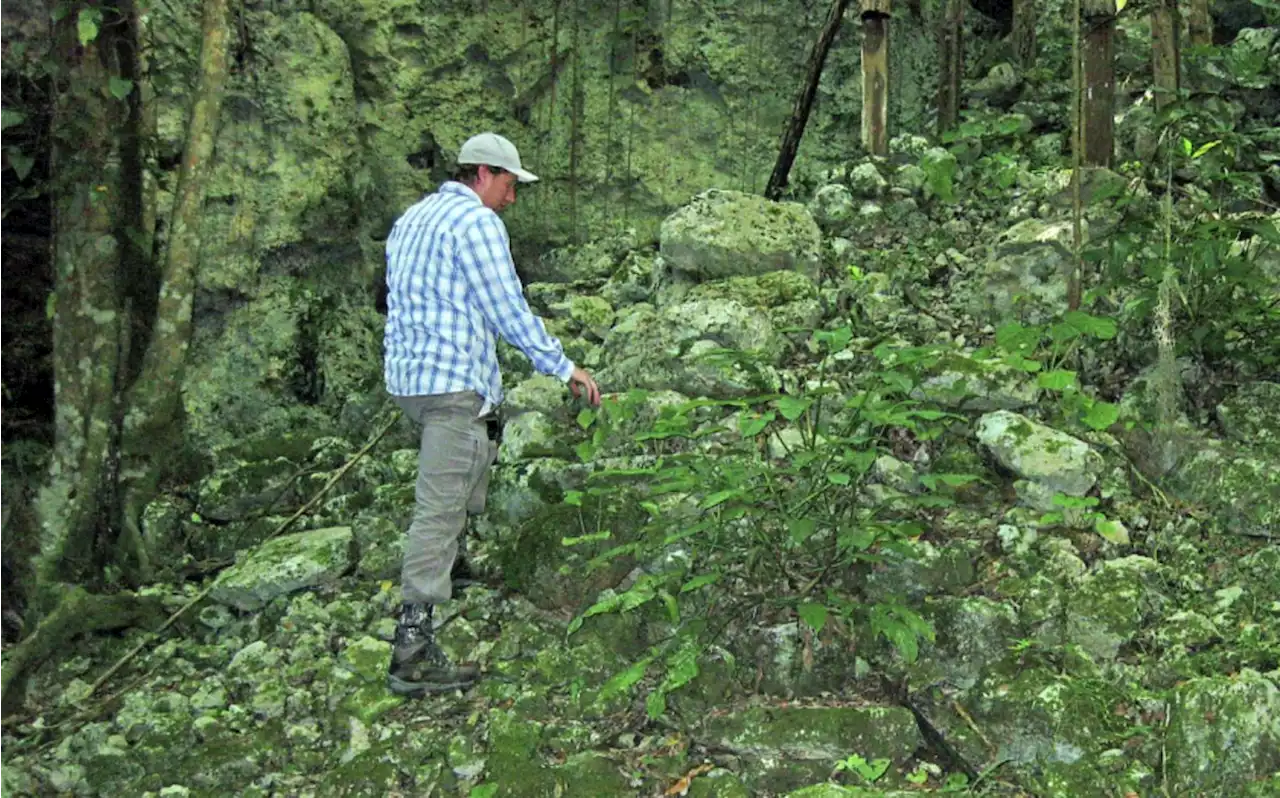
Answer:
382 132 601 697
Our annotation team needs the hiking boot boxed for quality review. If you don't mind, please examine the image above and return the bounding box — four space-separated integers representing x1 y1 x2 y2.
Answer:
387 602 479 696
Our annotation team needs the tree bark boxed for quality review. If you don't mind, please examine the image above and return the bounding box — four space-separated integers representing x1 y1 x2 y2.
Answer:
861 0 891 157
1187 0 1211 48
936 0 963 136
1011 0 1038 68
764 0 853 199
120 0 232 581
1082 0 1115 168
37 1 136 591
1151 0 1180 109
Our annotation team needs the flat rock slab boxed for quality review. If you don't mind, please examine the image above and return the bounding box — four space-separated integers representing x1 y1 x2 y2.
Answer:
701 705 920 762
210 526 355 611
660 189 821 282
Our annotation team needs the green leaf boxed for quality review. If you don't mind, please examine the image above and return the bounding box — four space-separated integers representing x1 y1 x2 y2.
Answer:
776 396 812 421
797 602 827 634
996 322 1041 354
561 530 611 547
8 149 34 181
1094 518 1130 545
645 689 667 719
1191 140 1221 159
1063 310 1117 340
1082 400 1120 431
1181 137 1193 156
469 784 499 798
1037 369 1078 391
563 490 584 507
738 410 774 437
680 572 720 593
699 489 741 510
788 517 817 546
600 656 652 700
658 589 680 623
1 109 25 132
576 407 596 429
108 76 133 100
827 472 851 486
77 8 102 46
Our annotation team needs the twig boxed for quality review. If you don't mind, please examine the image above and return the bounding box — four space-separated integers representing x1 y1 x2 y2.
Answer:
951 698 997 754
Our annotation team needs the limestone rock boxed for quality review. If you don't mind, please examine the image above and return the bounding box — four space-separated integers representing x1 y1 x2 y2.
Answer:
971 62 1023 109
1216 381 1280 450
210 526 355 611
500 411 570 461
808 184 855 232
848 162 888 199
1166 670 1280 795
1165 439 1279 536
1065 556 1164 662
976 411 1103 498
659 190 822 282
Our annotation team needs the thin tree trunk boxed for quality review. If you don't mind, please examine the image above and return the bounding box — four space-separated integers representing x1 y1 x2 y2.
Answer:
861 0 891 157
1069 0 1084 310
1012 0 1037 68
936 0 963 136
1187 0 1211 48
38 2 135 591
1151 0 1180 109
1082 0 1115 168
765 0 853 199
119 0 232 580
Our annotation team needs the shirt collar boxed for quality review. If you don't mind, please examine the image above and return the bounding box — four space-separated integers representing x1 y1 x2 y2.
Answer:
441 180 483 205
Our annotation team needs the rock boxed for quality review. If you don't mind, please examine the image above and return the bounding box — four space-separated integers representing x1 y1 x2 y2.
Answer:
908 597 1019 690
210 526 355 611
1032 133 1065 164
684 270 819 310
505 374 571 416
1065 556 1164 662
912 355 1038 411
970 217 1080 324
659 190 822 282
1166 670 1280 795
599 249 661 307
809 184 856 232
848 163 888 198
701 705 920 794
532 231 636 283
892 164 927 194
354 515 402 581
566 295 615 341
1165 439 1280 536
599 300 783 398
971 62 1023 109
686 769 751 798
500 411 570 461
1216 381 1280 450
976 411 1103 498
1224 27 1280 90
920 147 959 202
786 787 921 798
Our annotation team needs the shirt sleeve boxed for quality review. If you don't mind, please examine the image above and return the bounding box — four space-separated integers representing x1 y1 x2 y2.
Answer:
457 211 575 382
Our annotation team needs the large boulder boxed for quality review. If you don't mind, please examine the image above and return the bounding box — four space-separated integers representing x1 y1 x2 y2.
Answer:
971 218 1082 325
659 190 822 282
210 526 355 611
1165 670 1280 795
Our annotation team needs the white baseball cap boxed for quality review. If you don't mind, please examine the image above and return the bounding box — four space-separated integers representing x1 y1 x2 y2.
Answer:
456 132 539 183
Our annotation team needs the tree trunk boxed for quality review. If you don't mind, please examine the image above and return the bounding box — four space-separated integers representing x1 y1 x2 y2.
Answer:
1187 0 1211 48
936 0 963 136
1151 0 1180 109
861 0 891 156
1082 0 1115 168
765 0 853 199
119 0 232 581
1012 0 1038 68
37 1 137 592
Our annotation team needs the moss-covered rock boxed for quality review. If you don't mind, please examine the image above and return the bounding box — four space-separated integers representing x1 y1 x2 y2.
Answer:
1165 439 1280 535
1165 670 1280 795
970 218 1084 325
210 526 355 611
1216 381 1280 451
976 411 1104 499
1065 556 1165 663
660 190 822 282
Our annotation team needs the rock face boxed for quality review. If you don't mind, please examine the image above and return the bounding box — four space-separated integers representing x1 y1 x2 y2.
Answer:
211 526 355 611
976 411 1104 498
659 190 822 282
1166 670 1280 795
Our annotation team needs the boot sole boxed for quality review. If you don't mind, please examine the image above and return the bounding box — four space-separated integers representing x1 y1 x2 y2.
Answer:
388 673 478 697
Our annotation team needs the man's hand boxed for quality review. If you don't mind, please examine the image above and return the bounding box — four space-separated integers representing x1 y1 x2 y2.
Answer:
568 366 601 407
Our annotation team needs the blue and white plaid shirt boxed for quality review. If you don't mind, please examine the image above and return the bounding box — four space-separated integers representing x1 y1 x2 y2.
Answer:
383 181 573 407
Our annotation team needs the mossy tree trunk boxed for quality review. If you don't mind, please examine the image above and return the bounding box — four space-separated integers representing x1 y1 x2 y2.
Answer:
936 0 963 136
765 0 853 199
39 1 140 593
1151 0 1180 109
1082 0 1115 168
860 0 891 157
1012 0 1037 67
117 0 231 583
37 0 231 596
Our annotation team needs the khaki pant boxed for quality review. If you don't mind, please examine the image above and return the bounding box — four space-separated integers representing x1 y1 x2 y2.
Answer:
394 392 498 605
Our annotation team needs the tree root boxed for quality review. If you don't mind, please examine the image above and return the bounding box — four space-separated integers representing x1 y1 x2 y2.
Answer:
0 585 164 716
